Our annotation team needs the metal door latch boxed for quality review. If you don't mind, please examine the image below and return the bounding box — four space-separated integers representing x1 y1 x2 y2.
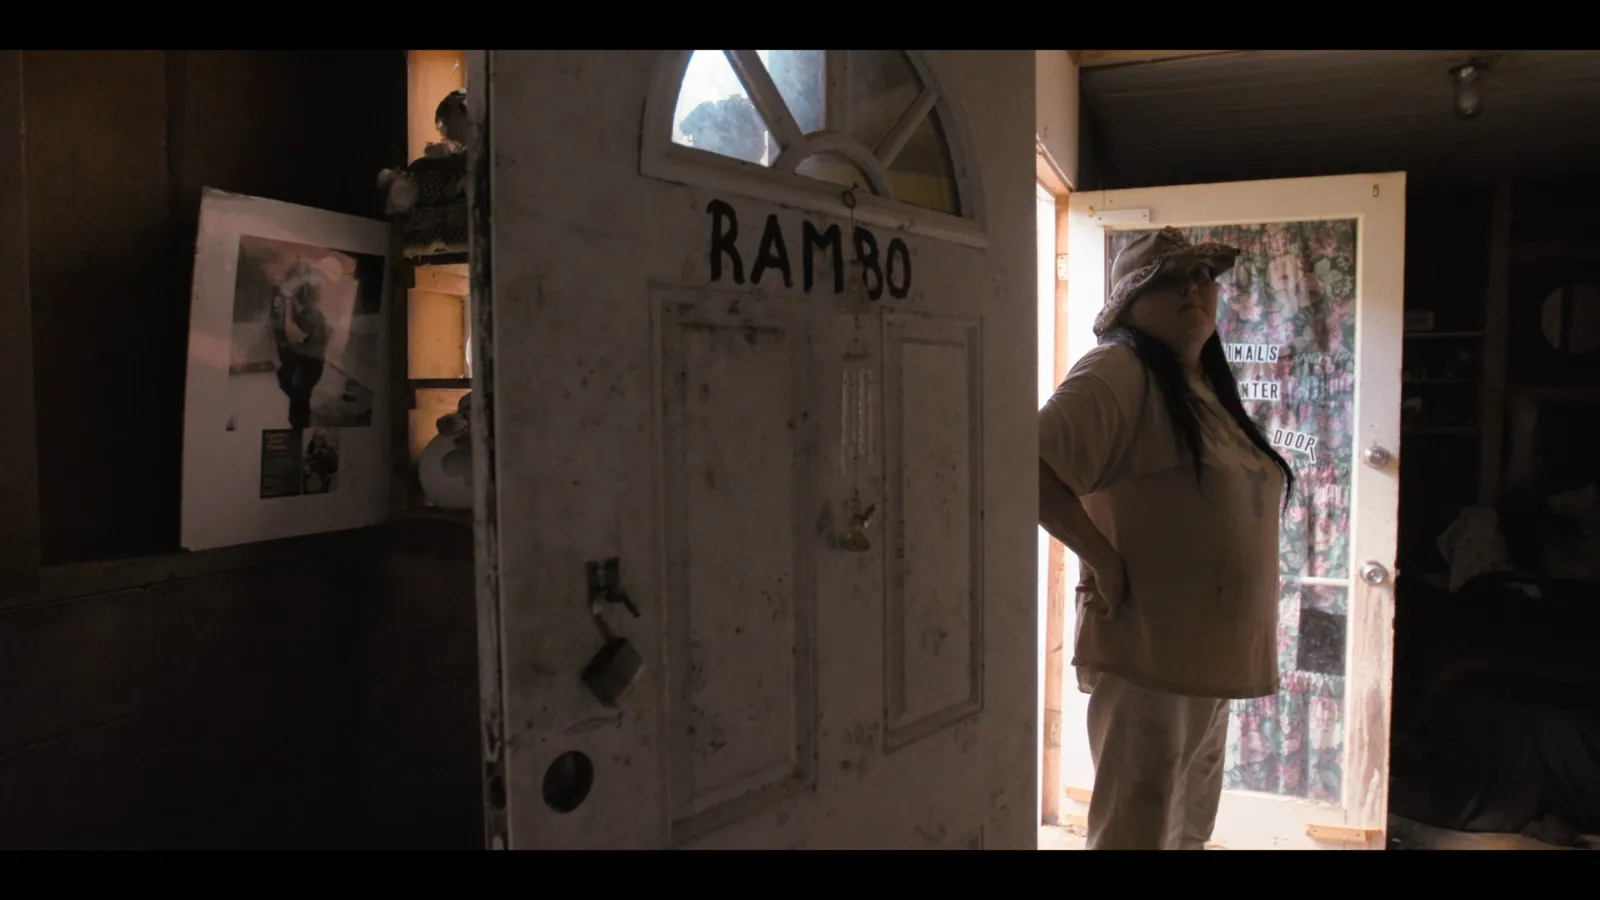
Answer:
586 557 639 620
581 557 644 708
839 495 876 552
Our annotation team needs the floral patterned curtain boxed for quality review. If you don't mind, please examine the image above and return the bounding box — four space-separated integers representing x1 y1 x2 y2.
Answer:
1108 220 1359 802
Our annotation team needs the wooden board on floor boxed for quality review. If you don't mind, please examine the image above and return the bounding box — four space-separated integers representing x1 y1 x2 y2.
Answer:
1039 825 1085 850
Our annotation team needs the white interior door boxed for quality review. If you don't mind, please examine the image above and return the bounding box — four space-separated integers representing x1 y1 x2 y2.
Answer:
470 49 1040 850
1058 173 1406 850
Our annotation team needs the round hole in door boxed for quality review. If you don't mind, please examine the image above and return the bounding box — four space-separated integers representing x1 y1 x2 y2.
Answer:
541 750 595 813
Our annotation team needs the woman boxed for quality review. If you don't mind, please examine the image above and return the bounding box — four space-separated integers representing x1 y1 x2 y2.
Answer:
1038 227 1295 850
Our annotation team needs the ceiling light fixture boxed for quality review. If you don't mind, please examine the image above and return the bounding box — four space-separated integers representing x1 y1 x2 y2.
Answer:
1451 59 1489 119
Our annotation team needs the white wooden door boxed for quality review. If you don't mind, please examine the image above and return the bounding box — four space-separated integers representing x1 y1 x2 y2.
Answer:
1058 174 1406 850
468 49 1040 850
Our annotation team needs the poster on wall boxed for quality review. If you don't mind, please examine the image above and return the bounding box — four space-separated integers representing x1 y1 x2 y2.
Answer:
180 188 391 551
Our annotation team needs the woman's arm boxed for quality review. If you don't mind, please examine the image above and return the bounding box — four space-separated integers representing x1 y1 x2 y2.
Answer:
1038 459 1116 571
1039 459 1126 616
1039 348 1145 615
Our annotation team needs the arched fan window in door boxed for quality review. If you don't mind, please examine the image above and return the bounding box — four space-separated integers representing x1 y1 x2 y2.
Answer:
642 50 987 247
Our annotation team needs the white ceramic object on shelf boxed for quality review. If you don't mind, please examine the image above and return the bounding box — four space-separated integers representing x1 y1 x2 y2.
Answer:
418 393 473 511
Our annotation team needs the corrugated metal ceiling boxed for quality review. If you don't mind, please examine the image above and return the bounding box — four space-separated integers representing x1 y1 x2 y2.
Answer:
1079 50 1600 189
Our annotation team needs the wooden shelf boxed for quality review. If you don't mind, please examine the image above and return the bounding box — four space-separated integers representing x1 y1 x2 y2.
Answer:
394 507 472 526
406 250 469 267
1511 240 1600 265
409 377 471 391
1403 330 1483 340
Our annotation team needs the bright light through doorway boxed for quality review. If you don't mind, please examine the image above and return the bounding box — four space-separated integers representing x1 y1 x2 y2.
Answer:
1034 180 1056 834
1034 182 1085 851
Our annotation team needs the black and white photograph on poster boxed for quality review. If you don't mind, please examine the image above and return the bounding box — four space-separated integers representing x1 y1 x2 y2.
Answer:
301 428 340 495
228 235 385 430
258 428 342 499
181 189 391 552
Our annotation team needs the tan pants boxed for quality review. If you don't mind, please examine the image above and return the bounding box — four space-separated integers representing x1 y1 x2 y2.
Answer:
1084 671 1230 850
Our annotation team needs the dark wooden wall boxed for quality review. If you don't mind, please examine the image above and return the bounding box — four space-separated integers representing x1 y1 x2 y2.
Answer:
1 50 480 849
0 54 40 598
25 51 405 564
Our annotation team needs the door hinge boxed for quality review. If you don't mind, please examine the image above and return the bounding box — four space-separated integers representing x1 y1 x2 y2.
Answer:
1086 207 1151 226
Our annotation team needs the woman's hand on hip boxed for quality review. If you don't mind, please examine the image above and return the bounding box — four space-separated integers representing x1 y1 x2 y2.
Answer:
1081 550 1128 619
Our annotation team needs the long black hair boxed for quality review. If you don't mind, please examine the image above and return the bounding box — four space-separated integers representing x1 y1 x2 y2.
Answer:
1100 325 1295 507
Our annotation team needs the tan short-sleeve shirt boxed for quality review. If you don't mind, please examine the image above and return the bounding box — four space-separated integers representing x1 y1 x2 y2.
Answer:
1039 344 1283 700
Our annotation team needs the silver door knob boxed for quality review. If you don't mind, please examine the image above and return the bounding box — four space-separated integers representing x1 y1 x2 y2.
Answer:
1363 446 1392 468
1360 561 1389 585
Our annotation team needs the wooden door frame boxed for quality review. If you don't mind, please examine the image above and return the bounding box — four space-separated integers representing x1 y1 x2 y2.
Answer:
1036 171 1073 830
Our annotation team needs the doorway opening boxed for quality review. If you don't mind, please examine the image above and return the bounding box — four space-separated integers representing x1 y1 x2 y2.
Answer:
1034 179 1055 832
1034 175 1410 851
1034 179 1083 850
